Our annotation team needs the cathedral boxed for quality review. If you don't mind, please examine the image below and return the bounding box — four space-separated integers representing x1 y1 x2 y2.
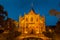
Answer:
0 5 60 40
16 9 52 40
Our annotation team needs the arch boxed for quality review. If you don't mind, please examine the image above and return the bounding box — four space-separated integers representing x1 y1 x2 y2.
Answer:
23 37 43 40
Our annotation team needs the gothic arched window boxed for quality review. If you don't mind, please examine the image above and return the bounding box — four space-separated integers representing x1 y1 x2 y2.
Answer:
26 18 28 21
36 18 38 22
31 17 33 21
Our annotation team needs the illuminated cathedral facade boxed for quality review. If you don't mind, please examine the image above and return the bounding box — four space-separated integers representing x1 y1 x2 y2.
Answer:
17 9 52 40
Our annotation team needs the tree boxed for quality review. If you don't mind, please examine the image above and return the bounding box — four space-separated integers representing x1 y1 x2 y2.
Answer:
49 9 60 20
0 5 8 20
0 5 8 29
49 9 57 16
0 5 4 12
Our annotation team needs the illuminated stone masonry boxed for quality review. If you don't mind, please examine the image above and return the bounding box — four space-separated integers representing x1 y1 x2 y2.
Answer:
17 9 52 40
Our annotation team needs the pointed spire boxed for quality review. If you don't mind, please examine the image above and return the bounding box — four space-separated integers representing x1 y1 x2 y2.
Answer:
31 2 34 10
42 14 45 18
19 14 22 21
31 8 35 12
28 9 36 15
24 12 26 15
19 14 22 18
31 2 33 8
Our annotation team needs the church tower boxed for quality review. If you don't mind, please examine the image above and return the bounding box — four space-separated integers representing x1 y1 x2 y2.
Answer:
17 9 51 40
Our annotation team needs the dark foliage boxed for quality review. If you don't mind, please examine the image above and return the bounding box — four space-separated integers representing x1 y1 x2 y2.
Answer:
0 30 4 33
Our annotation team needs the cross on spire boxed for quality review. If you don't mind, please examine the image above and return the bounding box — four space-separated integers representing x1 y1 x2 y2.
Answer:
31 2 34 9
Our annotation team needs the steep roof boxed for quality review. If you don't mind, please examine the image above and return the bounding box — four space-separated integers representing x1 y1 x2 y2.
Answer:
28 8 36 15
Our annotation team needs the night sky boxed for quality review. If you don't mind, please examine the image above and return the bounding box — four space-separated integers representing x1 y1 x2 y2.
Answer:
0 0 60 26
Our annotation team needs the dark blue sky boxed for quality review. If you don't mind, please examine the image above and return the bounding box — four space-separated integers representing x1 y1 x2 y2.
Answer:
0 0 60 26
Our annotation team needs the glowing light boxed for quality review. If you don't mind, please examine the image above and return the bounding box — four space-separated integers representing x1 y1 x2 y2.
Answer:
36 31 39 34
25 31 28 34
49 29 52 32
